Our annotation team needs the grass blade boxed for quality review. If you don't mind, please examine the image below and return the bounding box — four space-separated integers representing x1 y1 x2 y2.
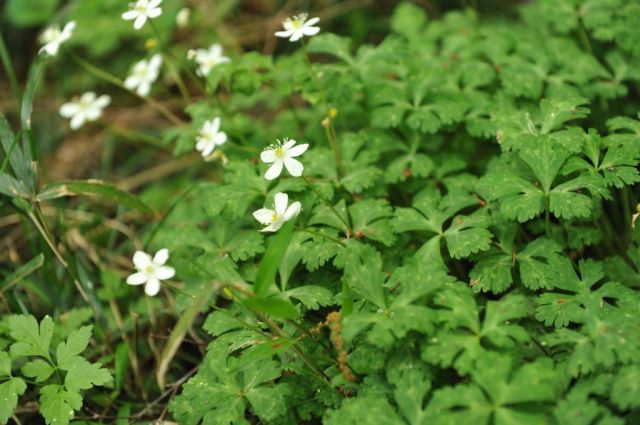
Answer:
253 221 294 296
1 253 44 293
37 179 156 216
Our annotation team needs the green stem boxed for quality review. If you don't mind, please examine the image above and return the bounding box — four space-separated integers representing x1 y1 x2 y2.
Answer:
545 196 551 237
299 227 346 247
302 176 352 233
65 48 185 127
576 19 593 54
148 20 192 104
0 29 21 108
622 187 632 244
300 39 345 178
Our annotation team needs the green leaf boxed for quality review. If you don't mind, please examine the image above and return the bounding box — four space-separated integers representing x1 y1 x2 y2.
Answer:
56 326 92 369
9 315 54 360
424 289 529 374
349 199 395 246
37 179 155 216
0 379 25 424
243 296 299 320
444 213 492 259
0 352 26 424
39 384 82 425
611 364 640 410
21 359 55 382
63 358 112 391
307 34 354 65
425 353 560 424
324 395 404 425
535 259 623 328
285 285 335 310
254 221 294 296
387 354 431 424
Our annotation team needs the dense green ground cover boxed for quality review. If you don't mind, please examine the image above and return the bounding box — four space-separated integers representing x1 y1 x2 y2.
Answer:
1 0 640 423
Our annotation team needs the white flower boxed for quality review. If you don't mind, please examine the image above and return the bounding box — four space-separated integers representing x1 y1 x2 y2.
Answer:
274 13 320 42
176 8 190 28
59 92 111 130
122 0 162 30
253 192 302 232
126 248 175 296
261 139 309 180
124 54 163 97
195 117 227 157
189 43 230 77
39 21 76 56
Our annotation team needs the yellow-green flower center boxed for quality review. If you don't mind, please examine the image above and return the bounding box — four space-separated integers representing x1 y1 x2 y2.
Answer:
272 212 279 221
292 18 302 29
275 147 284 157
144 265 155 273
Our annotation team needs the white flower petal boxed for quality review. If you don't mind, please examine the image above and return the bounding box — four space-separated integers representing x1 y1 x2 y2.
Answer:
69 114 85 130
122 10 139 20
287 143 308 157
211 117 221 132
305 17 320 26
214 132 227 146
133 251 152 269
274 192 289 215
210 43 222 56
149 54 163 69
124 75 140 90
147 8 162 18
195 137 208 151
253 208 275 225
126 272 148 285
134 15 147 29
275 30 294 39
63 21 76 33
302 27 320 36
137 81 151 97
261 219 284 232
95 95 111 108
153 248 169 265
284 201 301 221
201 141 216 157
264 160 284 180
145 278 161 296
283 139 296 150
155 265 175 280
260 149 277 163
283 157 304 177
81 92 97 102
84 106 103 121
59 103 79 118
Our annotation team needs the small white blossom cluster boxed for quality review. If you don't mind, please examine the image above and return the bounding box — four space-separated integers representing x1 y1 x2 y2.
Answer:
39 21 76 56
126 249 175 296
188 43 230 77
122 0 162 30
124 54 163 97
59 92 111 130
252 139 308 232
275 13 320 42
196 117 227 158
42 7 320 296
